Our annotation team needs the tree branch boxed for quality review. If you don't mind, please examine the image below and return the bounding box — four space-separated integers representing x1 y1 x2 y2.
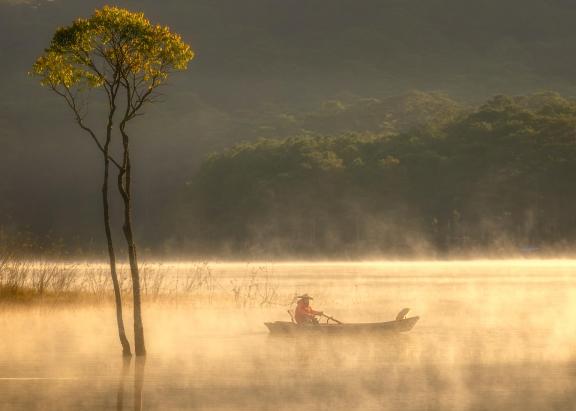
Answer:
50 84 123 170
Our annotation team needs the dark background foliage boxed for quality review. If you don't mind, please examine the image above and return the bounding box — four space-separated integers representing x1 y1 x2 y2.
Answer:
2 0 576 257
184 93 576 257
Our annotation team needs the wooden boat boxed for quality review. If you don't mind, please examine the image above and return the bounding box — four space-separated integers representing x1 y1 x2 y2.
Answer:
264 314 419 335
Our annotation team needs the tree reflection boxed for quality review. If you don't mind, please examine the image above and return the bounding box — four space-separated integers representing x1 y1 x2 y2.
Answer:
134 357 146 411
116 357 131 411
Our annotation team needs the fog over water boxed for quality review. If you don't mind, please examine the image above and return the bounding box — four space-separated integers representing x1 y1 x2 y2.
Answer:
4 1 576 409
1 260 576 410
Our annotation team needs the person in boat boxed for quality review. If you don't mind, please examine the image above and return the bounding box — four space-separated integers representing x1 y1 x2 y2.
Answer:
294 294 323 325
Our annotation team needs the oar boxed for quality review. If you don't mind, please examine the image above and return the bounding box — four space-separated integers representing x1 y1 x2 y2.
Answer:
321 313 343 324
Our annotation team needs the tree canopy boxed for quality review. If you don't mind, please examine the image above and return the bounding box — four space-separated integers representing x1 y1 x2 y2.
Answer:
183 92 576 258
32 5 193 112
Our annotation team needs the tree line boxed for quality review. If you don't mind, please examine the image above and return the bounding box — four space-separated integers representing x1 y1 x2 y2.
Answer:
182 92 576 258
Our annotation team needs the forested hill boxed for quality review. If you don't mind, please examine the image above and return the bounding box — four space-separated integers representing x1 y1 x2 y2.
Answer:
181 93 576 258
4 0 576 255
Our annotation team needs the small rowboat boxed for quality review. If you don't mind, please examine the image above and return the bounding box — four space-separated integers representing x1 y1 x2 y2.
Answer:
264 309 419 335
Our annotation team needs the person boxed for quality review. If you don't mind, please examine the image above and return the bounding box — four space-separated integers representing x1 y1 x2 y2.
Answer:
294 294 323 325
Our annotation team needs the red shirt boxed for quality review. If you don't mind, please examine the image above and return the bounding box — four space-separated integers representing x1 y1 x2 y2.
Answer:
295 300 321 324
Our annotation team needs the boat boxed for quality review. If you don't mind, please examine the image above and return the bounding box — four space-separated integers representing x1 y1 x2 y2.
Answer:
264 309 419 335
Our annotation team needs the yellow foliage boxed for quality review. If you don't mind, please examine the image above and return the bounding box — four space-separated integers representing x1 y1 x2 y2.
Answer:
31 6 194 90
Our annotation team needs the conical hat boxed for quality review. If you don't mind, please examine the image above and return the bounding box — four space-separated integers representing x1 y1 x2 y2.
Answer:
297 294 313 300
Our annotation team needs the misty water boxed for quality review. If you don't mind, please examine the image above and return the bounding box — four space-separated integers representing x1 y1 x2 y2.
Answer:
1 261 576 410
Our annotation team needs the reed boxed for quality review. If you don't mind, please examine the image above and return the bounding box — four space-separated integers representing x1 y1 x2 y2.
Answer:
0 254 282 307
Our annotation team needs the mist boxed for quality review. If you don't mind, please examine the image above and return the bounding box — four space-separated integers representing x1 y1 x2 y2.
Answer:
2 261 576 410
3 3 576 410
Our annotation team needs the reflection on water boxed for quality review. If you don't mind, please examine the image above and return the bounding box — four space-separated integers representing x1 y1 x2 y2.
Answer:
134 358 145 411
1 261 576 410
116 358 130 411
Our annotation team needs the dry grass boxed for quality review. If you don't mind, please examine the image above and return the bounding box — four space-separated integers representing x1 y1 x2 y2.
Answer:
0 253 282 307
230 265 279 308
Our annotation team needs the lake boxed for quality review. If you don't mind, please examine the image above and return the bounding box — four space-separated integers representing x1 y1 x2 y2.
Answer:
1 260 576 410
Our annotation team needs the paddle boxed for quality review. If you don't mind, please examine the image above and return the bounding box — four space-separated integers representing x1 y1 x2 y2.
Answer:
321 313 343 324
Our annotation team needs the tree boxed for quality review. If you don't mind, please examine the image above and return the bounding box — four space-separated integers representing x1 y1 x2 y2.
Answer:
182 93 576 256
32 6 194 356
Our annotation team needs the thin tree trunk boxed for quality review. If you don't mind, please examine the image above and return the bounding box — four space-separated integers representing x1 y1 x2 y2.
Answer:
117 126 146 356
104 98 132 357
68 86 132 356
103 148 132 357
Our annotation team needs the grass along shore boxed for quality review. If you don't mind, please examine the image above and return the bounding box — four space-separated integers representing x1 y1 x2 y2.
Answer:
0 257 281 307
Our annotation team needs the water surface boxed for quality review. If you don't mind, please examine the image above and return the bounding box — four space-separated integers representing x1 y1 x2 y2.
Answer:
1 260 576 410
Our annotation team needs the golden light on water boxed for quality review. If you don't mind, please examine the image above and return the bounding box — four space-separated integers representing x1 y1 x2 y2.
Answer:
1 260 576 410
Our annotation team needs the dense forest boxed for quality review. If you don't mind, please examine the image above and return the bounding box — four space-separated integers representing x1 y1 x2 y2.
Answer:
3 0 576 257
4 90 576 257
181 92 576 257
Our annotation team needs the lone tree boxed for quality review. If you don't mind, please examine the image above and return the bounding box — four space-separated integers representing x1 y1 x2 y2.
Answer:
32 6 194 356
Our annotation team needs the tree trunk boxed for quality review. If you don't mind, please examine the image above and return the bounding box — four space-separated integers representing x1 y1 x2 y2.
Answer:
104 99 132 357
117 127 146 356
103 149 132 357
